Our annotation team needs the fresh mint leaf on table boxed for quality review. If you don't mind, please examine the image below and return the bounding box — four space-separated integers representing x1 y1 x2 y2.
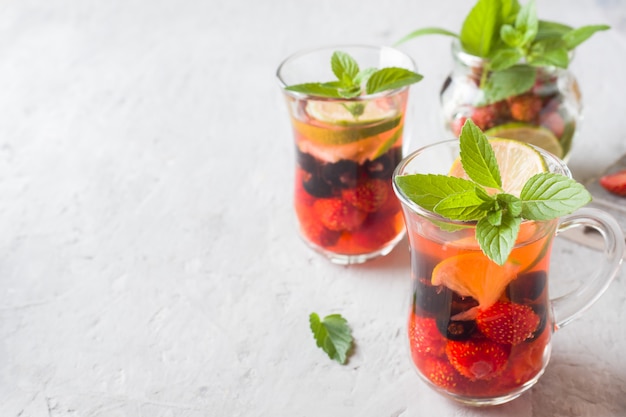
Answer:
394 119 591 266
285 50 422 116
396 0 609 104
309 312 353 365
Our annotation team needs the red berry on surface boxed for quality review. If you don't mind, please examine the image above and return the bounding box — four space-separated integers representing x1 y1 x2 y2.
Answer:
476 301 540 345
409 315 448 358
446 338 510 381
342 179 389 213
313 198 367 231
599 169 626 197
508 94 543 122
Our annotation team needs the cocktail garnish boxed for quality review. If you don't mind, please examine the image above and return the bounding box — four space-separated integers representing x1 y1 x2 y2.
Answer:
396 0 609 104
395 119 591 265
286 51 422 116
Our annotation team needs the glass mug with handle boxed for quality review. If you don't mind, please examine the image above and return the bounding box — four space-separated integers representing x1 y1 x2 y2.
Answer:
392 134 624 406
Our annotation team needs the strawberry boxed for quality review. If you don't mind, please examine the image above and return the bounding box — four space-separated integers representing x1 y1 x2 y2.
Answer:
350 216 399 251
341 179 389 213
450 116 467 136
300 217 341 248
539 110 565 138
476 301 540 345
468 105 499 131
599 169 626 197
418 356 466 390
507 93 542 122
408 315 447 358
446 338 510 381
313 198 367 231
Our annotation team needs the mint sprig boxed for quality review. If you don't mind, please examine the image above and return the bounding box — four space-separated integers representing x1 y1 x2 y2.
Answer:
396 0 609 104
285 50 423 113
394 119 591 265
309 312 353 365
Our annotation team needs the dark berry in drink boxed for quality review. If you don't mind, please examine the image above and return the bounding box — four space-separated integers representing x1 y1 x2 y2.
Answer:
507 271 547 303
296 149 319 174
436 316 476 341
321 160 360 189
302 173 333 198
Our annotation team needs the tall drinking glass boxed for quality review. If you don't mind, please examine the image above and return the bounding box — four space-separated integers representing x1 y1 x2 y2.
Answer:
277 45 417 264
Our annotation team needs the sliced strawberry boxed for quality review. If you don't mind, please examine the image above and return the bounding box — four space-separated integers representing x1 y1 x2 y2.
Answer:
313 198 367 231
446 338 510 381
418 356 466 390
599 169 626 197
408 314 447 358
476 301 540 345
341 179 389 213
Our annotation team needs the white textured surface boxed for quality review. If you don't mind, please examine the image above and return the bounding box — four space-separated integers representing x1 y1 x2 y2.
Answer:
0 0 625 416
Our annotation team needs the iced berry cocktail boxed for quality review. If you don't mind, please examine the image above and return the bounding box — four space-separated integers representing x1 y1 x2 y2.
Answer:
393 121 623 405
277 46 421 264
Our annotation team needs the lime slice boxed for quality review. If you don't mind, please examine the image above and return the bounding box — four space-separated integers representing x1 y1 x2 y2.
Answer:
485 123 563 159
297 100 401 145
306 100 398 125
431 253 520 309
449 138 548 196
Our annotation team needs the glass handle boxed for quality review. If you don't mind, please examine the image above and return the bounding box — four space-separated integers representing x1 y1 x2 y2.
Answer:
551 208 625 330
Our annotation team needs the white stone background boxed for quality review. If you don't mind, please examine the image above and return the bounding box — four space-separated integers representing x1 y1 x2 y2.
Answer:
0 0 625 416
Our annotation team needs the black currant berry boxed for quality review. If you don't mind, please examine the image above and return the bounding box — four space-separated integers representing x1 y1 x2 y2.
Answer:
507 271 547 303
321 160 360 189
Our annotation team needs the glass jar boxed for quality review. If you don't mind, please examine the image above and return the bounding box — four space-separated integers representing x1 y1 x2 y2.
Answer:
440 41 582 160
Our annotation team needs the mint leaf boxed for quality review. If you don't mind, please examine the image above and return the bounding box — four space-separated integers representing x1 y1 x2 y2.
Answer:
394 174 476 212
528 40 569 68
287 51 422 100
366 68 423 94
309 312 353 365
514 0 538 46
490 47 524 71
500 0 521 25
535 20 572 41
331 51 359 84
354 67 377 86
477 212 521 265
563 24 610 50
459 120 502 189
395 27 458 46
497 193 523 217
501 24 524 47
434 189 491 221
460 0 500 57
483 64 536 104
520 173 592 220
285 83 344 98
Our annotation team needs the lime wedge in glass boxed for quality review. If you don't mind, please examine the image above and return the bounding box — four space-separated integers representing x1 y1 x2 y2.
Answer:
485 123 563 159
449 138 548 196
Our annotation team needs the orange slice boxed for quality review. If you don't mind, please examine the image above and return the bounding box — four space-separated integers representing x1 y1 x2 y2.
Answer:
431 253 520 309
